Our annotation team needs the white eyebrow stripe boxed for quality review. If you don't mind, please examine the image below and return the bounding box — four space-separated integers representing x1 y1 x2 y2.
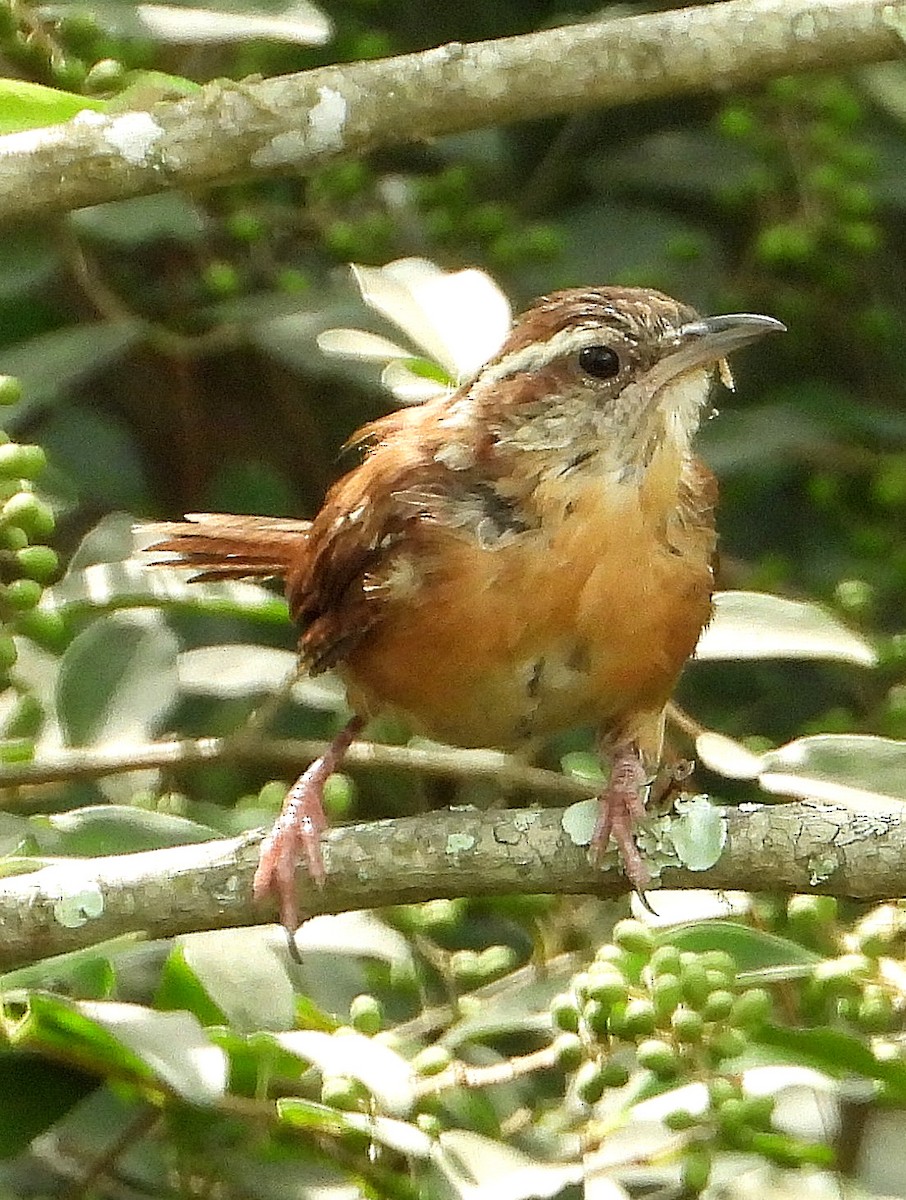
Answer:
477 324 623 386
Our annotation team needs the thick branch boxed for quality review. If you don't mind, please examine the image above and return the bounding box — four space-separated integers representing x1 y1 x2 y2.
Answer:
0 0 903 223
0 798 902 969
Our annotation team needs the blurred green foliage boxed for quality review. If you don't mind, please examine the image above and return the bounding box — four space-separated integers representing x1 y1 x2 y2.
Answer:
2 0 906 1194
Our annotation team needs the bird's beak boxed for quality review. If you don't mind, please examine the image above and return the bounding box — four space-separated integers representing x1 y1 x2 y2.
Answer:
675 312 787 358
658 311 785 389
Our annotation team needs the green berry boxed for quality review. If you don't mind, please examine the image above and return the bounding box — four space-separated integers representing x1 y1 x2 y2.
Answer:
412 1045 451 1077
0 376 21 406
598 1058 631 1088
14 545 58 583
583 998 610 1039
702 990 735 1021
226 211 266 243
650 972 683 1021
575 1060 606 1104
585 967 629 1008
612 920 655 956
671 1006 705 1043
202 261 241 297
551 993 581 1033
663 1108 699 1132
622 998 657 1038
3 579 42 611
450 950 481 988
814 954 871 995
707 1077 739 1109
681 1148 712 1196
2 493 54 538
321 1075 367 1111
742 1094 776 1130
13 608 66 650
552 1032 584 1072
680 961 711 1009
0 527 28 552
84 57 126 93
0 444 46 480
349 994 382 1035
856 986 896 1034
636 1038 678 1079
416 1112 441 1138
0 636 16 672
698 951 735 980
648 945 682 977
709 1028 748 1062
52 55 87 90
323 771 354 818
478 945 518 981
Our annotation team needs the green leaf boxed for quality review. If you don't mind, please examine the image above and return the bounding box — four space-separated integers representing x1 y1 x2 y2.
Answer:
0 80 106 134
0 1052 97 1157
0 321 143 427
43 560 289 624
758 734 906 805
36 805 219 856
56 611 179 746
25 994 227 1104
695 591 877 665
756 1024 906 1100
660 922 822 972
71 193 206 245
278 1098 435 1159
167 929 296 1033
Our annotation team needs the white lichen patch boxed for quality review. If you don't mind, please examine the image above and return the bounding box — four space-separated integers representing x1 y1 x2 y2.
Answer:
665 794 727 871
561 798 597 847
446 832 476 855
102 111 165 166
52 879 104 928
251 84 347 168
308 85 347 152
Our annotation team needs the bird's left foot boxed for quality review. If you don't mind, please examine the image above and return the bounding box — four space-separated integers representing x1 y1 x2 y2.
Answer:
253 715 363 933
589 742 651 891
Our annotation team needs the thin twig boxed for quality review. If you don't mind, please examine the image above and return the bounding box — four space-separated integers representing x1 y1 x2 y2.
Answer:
0 735 592 798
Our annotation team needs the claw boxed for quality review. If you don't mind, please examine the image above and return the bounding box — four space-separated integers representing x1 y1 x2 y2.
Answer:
589 741 651 891
253 715 364 933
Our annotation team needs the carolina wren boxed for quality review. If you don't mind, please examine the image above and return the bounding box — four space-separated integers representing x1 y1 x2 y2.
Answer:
151 286 784 932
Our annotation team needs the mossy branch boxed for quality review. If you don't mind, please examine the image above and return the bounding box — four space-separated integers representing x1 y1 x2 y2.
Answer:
0 798 902 969
0 0 903 223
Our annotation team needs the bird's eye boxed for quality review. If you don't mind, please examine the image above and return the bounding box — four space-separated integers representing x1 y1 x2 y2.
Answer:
578 345 620 380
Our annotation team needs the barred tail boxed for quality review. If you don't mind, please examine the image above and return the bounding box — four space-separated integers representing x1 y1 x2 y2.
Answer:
143 512 311 582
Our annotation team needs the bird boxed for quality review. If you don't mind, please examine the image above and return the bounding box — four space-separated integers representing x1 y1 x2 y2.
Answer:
150 285 784 933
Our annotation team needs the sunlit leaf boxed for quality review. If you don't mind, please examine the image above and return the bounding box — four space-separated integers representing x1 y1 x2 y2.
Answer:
40 1 332 45
758 734 906 807
350 259 511 382
43 560 288 623
0 79 105 134
695 731 763 779
695 591 877 665
435 1129 583 1198
756 1024 906 1100
275 1029 414 1116
178 645 297 697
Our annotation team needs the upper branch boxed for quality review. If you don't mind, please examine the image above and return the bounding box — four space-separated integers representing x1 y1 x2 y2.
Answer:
0 0 903 223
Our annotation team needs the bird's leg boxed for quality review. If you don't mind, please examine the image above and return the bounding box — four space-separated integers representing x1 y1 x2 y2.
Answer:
589 739 651 890
253 715 364 932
